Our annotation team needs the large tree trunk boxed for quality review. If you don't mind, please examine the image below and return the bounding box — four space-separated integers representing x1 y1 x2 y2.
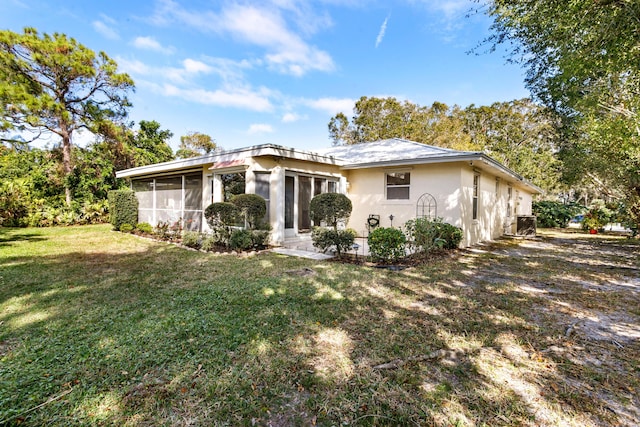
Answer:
61 126 73 207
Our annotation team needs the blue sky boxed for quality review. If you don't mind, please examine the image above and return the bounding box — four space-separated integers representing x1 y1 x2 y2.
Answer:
1 0 528 151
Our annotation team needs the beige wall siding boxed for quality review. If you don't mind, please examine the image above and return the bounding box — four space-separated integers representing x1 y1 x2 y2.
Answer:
345 163 463 236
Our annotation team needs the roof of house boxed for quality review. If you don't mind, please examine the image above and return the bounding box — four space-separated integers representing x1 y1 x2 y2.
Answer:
115 138 542 193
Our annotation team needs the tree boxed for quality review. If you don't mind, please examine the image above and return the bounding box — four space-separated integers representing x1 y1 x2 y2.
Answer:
0 28 134 206
329 96 474 150
480 0 640 227
463 99 563 193
126 120 174 166
176 131 217 159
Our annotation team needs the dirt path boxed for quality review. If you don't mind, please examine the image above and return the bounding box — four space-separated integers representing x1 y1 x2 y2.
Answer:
470 231 640 426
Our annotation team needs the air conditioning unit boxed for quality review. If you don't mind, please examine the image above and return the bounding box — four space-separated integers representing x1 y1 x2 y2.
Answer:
516 215 537 237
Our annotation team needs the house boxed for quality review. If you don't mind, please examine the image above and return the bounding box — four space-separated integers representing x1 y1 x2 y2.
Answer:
115 138 542 247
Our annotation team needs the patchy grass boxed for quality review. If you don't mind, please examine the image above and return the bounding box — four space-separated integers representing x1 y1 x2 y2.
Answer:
0 225 638 426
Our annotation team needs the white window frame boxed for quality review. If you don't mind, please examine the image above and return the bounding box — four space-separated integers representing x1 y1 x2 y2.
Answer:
472 173 480 220
385 171 411 200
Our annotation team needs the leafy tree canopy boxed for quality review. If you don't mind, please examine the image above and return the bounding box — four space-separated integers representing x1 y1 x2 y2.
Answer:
479 0 640 227
0 27 134 205
176 131 218 159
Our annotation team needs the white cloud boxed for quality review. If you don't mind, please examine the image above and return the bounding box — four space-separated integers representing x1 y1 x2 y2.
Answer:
148 1 335 76
132 36 175 54
282 112 305 123
303 97 355 115
429 0 471 19
161 84 273 112
248 123 274 134
183 59 212 74
92 20 119 40
375 15 389 48
116 57 151 75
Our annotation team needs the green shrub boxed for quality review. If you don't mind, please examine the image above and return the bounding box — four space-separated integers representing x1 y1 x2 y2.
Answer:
309 193 352 229
0 180 29 227
438 222 463 249
108 190 138 231
231 194 266 229
119 223 134 233
533 201 585 228
406 218 463 251
311 227 356 256
368 227 406 263
201 234 218 251
182 231 202 249
80 200 109 224
204 202 240 227
250 229 271 249
229 229 253 251
136 222 153 234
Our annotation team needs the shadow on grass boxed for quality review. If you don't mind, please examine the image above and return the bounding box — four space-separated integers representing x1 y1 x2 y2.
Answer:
0 226 638 426
0 226 47 247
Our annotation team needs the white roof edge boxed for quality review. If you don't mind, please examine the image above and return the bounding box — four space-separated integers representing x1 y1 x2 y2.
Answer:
115 143 340 178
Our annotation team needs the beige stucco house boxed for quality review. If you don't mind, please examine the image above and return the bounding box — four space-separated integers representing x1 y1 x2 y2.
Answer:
115 138 541 247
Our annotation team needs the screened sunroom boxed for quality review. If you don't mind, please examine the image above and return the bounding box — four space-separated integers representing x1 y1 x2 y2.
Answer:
131 171 204 231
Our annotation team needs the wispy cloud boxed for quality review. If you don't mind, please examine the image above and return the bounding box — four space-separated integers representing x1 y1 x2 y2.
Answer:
148 0 335 76
92 20 119 40
281 112 306 123
132 36 175 54
163 84 273 112
248 123 275 134
303 97 355 115
117 55 273 112
375 15 389 48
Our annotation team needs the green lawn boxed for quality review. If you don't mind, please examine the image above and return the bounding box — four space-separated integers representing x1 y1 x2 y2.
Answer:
1 225 638 426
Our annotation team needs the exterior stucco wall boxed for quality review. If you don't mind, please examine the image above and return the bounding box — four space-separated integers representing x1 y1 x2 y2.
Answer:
344 163 463 237
460 167 536 246
345 162 536 247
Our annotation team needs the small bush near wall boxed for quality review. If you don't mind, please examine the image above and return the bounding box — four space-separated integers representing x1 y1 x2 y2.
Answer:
405 218 463 252
230 229 253 251
108 190 138 231
368 227 406 264
312 227 356 256
182 231 202 249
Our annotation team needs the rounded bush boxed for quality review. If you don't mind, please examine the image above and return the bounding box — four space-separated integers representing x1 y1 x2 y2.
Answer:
368 227 406 263
136 222 153 234
231 194 266 229
204 202 240 227
309 193 352 229
119 223 134 233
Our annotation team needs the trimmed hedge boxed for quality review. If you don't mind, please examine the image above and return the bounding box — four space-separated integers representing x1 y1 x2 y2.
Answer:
204 202 240 227
310 193 352 229
108 190 138 231
231 194 266 229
